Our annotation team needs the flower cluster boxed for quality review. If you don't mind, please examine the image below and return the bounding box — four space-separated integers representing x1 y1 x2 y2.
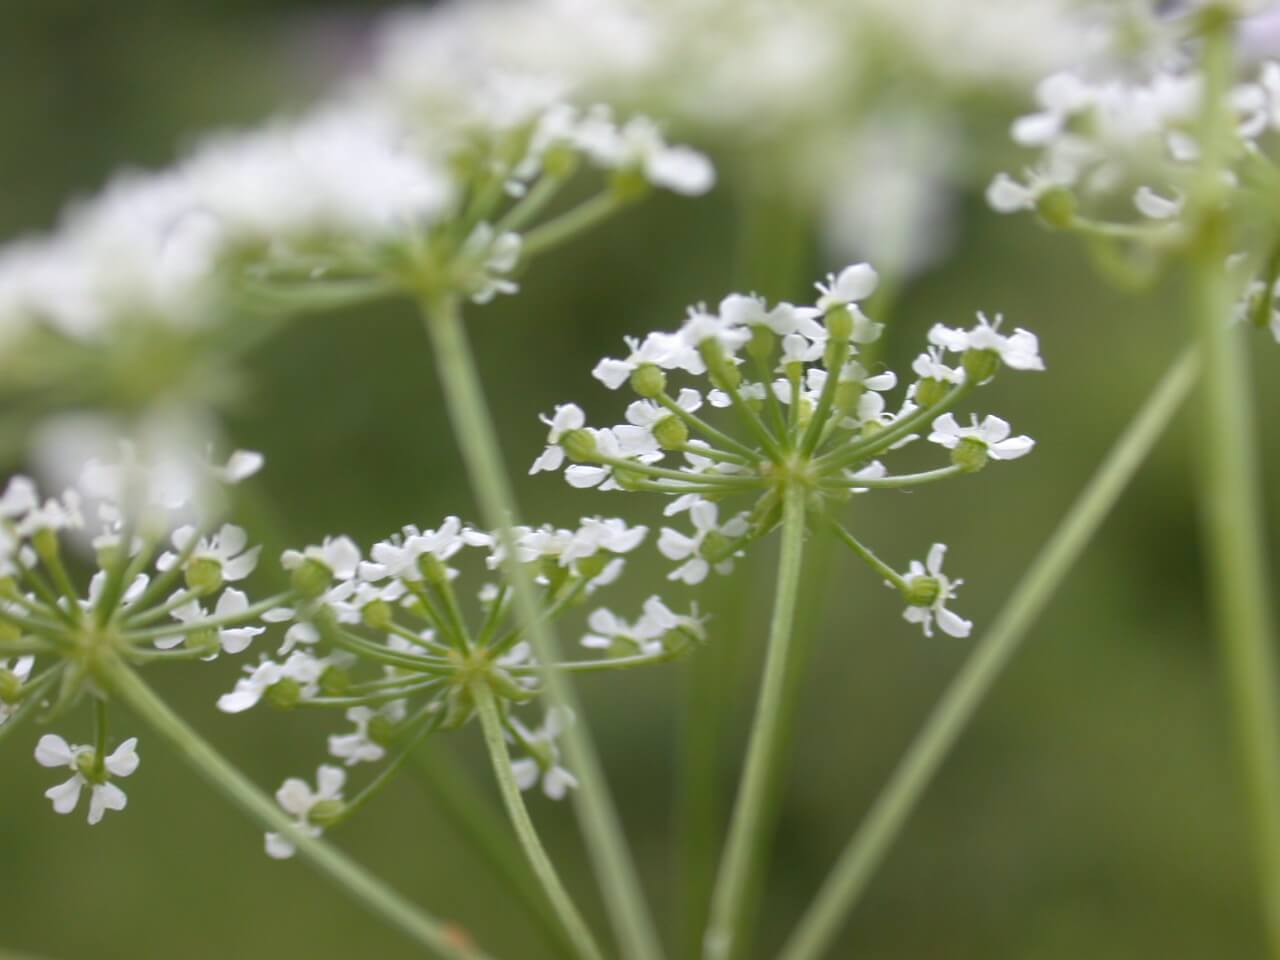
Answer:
987 7 1280 342
0 447 270 824
214 514 703 856
531 263 1044 637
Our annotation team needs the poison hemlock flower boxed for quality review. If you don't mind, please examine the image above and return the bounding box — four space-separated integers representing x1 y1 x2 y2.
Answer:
265 765 347 860
510 708 579 801
35 734 140 825
896 544 972 639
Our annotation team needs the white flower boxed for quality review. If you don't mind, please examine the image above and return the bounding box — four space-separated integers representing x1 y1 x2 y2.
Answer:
328 702 406 767
460 223 521 304
281 536 362 581
1133 185 1184 219
35 734 140 825
510 708 578 800
678 304 752 353
898 543 972 639
657 499 750 584
157 523 261 583
358 516 489 582
265 765 346 859
928 313 1045 373
530 403 586 474
592 331 705 389
167 588 265 655
928 413 1036 461
0 656 35 725
814 263 878 312
217 650 326 713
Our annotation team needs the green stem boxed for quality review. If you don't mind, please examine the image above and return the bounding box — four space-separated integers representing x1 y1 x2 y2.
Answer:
1191 20 1280 956
409 740 576 958
821 382 972 469
473 682 604 960
420 295 664 960
702 480 808 960
521 192 626 261
99 658 487 959
0 667 62 748
829 521 907 589
121 592 294 644
820 465 962 490
776 347 1199 960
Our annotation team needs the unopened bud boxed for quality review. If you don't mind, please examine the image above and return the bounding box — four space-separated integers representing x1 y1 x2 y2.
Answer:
291 559 333 600
320 666 351 697
362 599 394 630
962 349 1000 384
561 429 599 463
1034 186 1076 230
653 415 688 451
701 531 737 565
629 363 665 399
951 437 990 473
185 557 223 596
265 678 302 710
914 377 949 408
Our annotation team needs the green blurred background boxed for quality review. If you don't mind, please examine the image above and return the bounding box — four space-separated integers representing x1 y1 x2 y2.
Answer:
2 2 1279 958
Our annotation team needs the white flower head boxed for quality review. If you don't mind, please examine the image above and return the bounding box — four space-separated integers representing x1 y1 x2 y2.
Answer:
265 765 346 859
815 263 878 312
509 708 578 800
35 733 140 825
928 413 1036 461
657 499 750 584
898 543 972 639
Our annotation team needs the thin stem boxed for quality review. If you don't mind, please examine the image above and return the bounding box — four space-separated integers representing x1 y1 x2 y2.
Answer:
777 347 1199 960
420 295 664 960
702 479 809 960
473 682 604 960
520 192 626 261
1191 19 1280 956
822 382 972 469
0 667 62 748
409 740 577 958
829 521 907 589
92 697 108 780
820 465 963 490
497 175 569 234
658 393 759 460
121 592 294 644
504 650 680 674
99 658 488 960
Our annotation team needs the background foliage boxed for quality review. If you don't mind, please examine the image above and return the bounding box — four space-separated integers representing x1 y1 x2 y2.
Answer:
1 2 1278 957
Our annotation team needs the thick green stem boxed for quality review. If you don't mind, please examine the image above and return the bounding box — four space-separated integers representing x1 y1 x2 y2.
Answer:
473 682 604 960
702 480 809 960
100 659 486 960
777 348 1199 960
1191 21 1280 954
420 295 664 960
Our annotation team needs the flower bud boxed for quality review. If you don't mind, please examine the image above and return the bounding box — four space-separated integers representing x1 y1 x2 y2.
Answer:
951 437 989 473
561 429 599 463
367 714 398 747
653 415 688 451
308 799 347 828
825 304 855 341
629 363 666 399
361 599 394 630
900 577 941 608
1034 186 1076 230
291 559 334 600
962 349 1000 384
701 531 737 565
914 377 949 408
265 678 302 710
0 668 24 704
185 557 223 596
747 326 774 363
416 554 450 587
320 666 351 697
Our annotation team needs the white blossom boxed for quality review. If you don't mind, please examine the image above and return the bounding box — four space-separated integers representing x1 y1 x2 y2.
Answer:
265 765 346 859
898 543 972 639
35 734 139 825
929 413 1036 461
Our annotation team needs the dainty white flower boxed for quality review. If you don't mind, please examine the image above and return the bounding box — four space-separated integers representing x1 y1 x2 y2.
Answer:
657 499 750 584
928 313 1044 372
509 708 578 800
592 331 706 389
928 413 1036 460
679 304 752 353
265 765 346 860
898 543 972 639
35 734 139 825
214 450 265 484
1133 185 1184 219
0 656 35 725
328 702 406 767
530 403 586 474
157 523 261 582
358 516 489 582
217 650 326 713
559 517 648 567
814 263 878 312
912 347 965 385
460 223 521 304
281 536 361 581
167 588 265 655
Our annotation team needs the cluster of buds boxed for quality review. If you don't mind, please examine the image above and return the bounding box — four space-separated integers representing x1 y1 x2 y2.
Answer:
532 263 1044 637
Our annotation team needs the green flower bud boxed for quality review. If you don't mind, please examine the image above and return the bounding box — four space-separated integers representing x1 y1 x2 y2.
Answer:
367 714 399 747
0 668 24 704
700 339 741 392
825 304 855 341
610 168 651 203
901 577 941 608
291 558 334 600
914 377 949 408
951 437 990 473
613 467 647 491
747 326 775 363
185 556 223 596
561 429 599 463
701 531 737 565
308 799 347 828
834 380 864 415
320 666 351 697
417 554 450 587
1034 186 1076 230
653 415 688 451
361 599 394 630
573 553 610 583
543 143 580 179
630 363 666 399
266 678 302 710
962 348 1001 384
75 750 100 782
